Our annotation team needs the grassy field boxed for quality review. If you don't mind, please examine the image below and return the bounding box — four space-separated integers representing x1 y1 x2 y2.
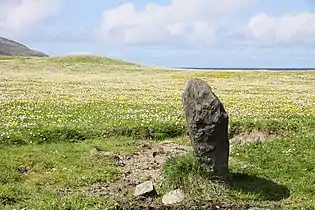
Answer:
0 56 314 209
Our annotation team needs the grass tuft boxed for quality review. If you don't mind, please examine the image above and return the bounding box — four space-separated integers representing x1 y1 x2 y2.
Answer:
162 153 209 189
162 153 228 204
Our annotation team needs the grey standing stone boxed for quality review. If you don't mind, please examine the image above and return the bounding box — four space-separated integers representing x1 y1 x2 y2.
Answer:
134 181 157 197
182 79 230 179
162 189 185 205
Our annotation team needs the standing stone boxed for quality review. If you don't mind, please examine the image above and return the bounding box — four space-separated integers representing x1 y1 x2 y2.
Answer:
182 79 230 179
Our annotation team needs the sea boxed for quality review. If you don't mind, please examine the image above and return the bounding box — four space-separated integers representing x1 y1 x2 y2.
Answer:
174 67 315 71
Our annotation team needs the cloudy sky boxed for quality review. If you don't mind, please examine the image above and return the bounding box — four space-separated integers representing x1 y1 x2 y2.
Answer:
1 0 315 68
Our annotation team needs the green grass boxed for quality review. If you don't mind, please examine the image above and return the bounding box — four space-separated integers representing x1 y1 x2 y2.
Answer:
0 55 314 209
0 137 142 209
45 55 139 66
162 117 315 209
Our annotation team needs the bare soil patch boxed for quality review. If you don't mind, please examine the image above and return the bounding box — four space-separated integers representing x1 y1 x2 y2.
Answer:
58 135 277 208
89 141 192 198
58 141 192 201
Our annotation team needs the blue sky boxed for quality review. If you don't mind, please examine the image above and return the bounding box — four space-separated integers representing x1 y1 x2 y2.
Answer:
1 0 315 68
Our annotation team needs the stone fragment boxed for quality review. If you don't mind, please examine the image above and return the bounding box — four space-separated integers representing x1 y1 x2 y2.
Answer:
134 181 157 197
248 207 264 210
162 189 185 205
182 79 230 179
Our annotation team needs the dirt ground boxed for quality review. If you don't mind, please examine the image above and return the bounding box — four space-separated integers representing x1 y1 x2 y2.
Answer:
58 133 274 209
87 141 192 199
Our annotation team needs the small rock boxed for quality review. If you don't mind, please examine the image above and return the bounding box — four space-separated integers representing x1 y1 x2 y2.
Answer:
134 181 157 197
248 207 262 210
116 159 126 167
162 189 185 205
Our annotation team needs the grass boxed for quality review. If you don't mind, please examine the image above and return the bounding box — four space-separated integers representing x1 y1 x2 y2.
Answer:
162 123 315 209
0 55 314 209
0 137 141 209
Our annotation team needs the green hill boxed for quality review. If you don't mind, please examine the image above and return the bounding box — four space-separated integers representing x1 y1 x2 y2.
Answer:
46 55 139 65
0 36 48 57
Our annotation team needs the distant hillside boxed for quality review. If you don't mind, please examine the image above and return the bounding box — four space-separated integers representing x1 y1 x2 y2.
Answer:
0 37 48 57
46 55 139 66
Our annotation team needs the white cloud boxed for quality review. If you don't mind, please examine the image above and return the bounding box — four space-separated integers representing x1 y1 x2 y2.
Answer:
248 12 315 43
0 0 60 38
100 0 254 45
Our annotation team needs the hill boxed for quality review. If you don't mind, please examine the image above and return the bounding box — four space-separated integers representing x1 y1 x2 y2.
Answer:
46 55 139 66
0 36 48 57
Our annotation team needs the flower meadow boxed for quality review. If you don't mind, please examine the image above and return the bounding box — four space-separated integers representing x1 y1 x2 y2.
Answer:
0 56 315 145
1 56 315 209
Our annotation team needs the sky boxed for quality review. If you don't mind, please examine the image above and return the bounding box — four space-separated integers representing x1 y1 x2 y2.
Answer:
1 0 315 68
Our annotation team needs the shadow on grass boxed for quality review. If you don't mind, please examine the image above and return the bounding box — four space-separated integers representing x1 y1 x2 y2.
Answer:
229 172 290 201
